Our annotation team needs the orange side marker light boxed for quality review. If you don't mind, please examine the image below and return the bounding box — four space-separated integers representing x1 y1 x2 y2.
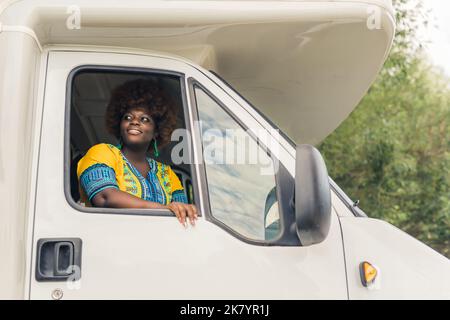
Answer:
359 261 378 287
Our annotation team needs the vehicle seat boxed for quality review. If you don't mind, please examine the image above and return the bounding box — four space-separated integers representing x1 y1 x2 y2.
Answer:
70 152 84 203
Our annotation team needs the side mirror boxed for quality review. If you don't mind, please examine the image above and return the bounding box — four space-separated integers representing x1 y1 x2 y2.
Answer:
295 144 331 246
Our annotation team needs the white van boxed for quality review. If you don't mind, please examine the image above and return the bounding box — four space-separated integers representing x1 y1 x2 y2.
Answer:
0 0 449 300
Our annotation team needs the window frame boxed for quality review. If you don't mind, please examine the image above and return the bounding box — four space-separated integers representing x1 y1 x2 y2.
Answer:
64 65 202 217
188 78 299 246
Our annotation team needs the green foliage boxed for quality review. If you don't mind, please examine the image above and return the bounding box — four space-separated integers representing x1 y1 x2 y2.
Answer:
319 0 450 257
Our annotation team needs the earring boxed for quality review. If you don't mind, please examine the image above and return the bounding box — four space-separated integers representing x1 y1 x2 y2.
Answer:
117 137 123 150
154 139 159 157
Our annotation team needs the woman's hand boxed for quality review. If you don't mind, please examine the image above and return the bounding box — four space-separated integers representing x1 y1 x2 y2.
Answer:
166 202 198 227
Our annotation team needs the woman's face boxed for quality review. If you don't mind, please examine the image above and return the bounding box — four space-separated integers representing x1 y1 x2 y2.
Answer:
119 107 156 148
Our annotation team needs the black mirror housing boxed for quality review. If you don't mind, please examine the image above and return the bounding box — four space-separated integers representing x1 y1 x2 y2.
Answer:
295 144 331 246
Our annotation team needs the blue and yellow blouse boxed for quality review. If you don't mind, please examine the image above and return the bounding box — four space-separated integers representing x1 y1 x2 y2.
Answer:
77 143 187 206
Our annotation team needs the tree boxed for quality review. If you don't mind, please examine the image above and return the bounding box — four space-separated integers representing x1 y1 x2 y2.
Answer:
319 0 450 257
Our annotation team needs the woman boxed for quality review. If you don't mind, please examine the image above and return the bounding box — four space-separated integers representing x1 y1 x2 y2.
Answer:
77 78 197 227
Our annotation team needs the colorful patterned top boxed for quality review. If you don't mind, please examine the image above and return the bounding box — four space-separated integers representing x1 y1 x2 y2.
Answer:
77 143 187 206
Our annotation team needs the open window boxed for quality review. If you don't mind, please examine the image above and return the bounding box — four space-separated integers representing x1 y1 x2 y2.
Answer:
67 67 195 211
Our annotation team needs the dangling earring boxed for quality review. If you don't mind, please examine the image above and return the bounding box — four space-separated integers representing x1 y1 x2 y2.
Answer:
153 139 159 157
117 137 123 150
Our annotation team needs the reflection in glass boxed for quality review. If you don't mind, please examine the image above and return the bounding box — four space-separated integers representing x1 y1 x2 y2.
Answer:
195 87 280 241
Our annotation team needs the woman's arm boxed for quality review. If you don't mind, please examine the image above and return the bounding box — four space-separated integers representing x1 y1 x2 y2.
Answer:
91 188 198 226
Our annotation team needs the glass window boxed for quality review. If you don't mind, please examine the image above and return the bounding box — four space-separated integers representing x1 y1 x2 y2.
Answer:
194 86 280 241
69 69 196 211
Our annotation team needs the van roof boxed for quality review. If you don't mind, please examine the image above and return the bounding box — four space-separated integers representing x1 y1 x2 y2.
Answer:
1 0 395 144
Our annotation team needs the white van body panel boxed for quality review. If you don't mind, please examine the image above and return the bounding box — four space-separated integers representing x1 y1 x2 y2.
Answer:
0 0 395 144
28 50 348 299
0 31 42 299
341 217 450 299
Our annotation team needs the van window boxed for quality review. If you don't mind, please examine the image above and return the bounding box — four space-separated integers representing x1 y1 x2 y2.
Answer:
68 68 195 210
193 86 280 241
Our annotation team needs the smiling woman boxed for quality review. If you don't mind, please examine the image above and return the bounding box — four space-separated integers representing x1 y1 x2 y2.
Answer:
72 73 197 226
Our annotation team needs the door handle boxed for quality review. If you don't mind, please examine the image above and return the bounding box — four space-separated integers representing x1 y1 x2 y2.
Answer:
54 242 74 276
36 238 82 282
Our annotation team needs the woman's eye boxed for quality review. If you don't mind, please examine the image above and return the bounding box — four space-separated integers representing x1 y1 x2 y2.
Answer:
123 115 132 121
141 117 150 123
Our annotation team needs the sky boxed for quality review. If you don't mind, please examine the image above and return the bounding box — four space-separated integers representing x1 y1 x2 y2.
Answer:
421 0 450 77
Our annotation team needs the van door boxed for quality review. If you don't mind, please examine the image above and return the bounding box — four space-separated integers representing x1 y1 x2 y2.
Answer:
29 50 347 299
